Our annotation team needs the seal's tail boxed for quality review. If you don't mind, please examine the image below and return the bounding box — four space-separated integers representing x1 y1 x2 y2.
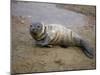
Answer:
80 39 94 58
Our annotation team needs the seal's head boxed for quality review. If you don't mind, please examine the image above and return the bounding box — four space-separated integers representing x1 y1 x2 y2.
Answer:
30 22 46 41
30 22 43 35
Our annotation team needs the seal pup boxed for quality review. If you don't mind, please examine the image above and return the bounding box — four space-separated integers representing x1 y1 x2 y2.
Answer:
30 22 94 58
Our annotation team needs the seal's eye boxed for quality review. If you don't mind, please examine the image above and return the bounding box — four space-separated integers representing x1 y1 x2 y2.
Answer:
37 25 40 28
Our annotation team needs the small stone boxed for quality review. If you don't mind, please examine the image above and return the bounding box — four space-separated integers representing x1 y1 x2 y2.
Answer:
21 20 24 24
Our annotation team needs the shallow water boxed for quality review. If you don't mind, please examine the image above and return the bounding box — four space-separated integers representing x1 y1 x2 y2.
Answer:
11 2 92 26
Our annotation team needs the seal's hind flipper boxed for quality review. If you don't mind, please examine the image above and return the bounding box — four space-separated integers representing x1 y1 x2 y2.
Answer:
80 39 94 59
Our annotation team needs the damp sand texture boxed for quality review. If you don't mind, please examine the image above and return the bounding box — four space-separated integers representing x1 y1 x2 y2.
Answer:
11 1 96 74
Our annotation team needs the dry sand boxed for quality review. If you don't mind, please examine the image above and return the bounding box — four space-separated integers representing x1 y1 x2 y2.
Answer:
11 15 96 74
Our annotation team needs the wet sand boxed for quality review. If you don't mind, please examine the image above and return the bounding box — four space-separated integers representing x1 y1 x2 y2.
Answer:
11 1 96 74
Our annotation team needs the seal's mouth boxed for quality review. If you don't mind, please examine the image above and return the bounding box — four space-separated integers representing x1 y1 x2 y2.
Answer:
33 33 37 35
32 29 37 32
31 30 37 35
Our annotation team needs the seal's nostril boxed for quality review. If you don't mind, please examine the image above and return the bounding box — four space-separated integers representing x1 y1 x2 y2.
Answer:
32 28 36 32
32 29 35 31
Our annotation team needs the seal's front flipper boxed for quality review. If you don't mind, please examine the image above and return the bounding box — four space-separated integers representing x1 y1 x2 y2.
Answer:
60 45 68 48
80 39 94 59
43 45 53 48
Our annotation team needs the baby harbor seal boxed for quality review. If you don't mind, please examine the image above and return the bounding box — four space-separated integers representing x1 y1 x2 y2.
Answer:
30 22 94 58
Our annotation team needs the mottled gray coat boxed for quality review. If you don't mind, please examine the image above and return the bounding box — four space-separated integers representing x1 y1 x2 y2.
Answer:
30 22 94 58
